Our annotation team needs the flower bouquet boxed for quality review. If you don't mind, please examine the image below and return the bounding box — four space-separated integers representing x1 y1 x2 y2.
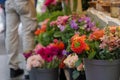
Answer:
73 26 120 80
63 26 120 80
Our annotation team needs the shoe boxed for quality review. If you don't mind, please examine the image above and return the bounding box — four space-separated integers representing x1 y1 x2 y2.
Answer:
10 68 24 78
24 75 29 80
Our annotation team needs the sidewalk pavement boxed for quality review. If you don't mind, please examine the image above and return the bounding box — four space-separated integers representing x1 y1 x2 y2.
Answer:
0 32 27 80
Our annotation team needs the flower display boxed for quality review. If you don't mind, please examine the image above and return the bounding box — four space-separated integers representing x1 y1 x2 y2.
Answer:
25 39 65 70
99 26 120 60
75 26 120 61
24 14 115 79
50 14 97 52
30 14 99 70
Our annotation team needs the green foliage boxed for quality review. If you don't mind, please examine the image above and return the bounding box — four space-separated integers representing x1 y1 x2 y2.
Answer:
85 40 100 59
72 70 80 80
49 11 64 22
75 59 82 67
98 48 120 60
35 11 64 46
37 11 50 22
47 2 62 13
62 0 71 15
37 11 64 23
43 58 60 69
36 29 54 46
53 24 75 49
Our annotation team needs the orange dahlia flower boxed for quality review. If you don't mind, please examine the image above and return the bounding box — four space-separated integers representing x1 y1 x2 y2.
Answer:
71 34 86 42
109 26 116 33
50 39 65 50
55 41 65 50
34 28 45 36
71 38 86 54
89 30 104 40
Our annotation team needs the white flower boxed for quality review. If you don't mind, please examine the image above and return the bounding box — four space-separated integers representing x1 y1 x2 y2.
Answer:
63 53 78 68
26 55 45 70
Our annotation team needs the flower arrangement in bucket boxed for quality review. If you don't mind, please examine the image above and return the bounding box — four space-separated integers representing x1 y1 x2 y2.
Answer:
24 39 65 80
26 41 64 70
70 26 120 80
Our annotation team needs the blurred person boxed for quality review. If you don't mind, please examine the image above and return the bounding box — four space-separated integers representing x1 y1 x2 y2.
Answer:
5 0 37 79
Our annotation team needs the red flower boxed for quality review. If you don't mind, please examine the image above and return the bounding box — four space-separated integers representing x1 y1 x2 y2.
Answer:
50 39 65 50
36 45 63 62
44 0 55 6
71 38 86 54
59 57 66 68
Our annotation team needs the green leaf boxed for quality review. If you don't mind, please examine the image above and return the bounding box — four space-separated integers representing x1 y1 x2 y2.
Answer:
54 32 62 37
88 50 96 59
72 70 80 80
75 59 82 67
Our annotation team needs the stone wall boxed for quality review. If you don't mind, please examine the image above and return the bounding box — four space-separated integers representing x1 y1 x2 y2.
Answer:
87 8 120 28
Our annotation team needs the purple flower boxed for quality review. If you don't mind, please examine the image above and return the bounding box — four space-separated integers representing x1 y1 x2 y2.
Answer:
85 17 91 23
58 25 65 31
62 50 69 55
85 22 95 31
88 22 95 28
70 20 78 30
78 19 82 23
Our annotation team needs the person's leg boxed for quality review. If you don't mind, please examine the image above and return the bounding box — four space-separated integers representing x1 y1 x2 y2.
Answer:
5 0 24 78
14 0 37 79
5 0 20 70
15 0 37 52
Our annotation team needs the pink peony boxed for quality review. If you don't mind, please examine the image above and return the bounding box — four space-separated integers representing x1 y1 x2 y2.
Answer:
26 55 44 70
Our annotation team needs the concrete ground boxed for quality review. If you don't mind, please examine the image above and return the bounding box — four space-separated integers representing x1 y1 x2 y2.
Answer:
0 32 27 80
